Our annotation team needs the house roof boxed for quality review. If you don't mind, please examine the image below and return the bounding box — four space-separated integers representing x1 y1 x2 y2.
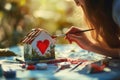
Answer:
21 28 51 44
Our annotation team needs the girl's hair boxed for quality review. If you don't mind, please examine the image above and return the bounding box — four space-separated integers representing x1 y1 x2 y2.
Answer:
76 0 120 48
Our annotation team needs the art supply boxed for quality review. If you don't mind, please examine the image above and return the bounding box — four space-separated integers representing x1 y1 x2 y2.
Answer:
69 62 82 71
15 58 25 64
70 28 94 34
26 64 36 70
55 62 71 73
17 58 83 64
0 49 17 56
36 63 48 70
21 63 26 68
52 29 94 38
4 70 16 79
87 64 106 74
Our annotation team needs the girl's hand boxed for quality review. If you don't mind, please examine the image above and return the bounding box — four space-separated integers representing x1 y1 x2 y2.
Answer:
65 26 120 58
65 26 91 50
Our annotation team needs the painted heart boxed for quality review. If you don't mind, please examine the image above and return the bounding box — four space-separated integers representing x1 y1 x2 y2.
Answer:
37 39 50 55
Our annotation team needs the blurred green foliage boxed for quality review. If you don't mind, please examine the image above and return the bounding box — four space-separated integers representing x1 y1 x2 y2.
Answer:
0 0 85 48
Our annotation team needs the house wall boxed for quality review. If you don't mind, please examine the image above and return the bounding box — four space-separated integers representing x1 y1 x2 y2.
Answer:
31 31 55 56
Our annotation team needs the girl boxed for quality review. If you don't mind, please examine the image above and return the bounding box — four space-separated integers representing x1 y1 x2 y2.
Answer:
65 0 120 58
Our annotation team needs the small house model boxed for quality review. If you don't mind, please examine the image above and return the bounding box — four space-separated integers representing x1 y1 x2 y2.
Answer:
21 28 55 61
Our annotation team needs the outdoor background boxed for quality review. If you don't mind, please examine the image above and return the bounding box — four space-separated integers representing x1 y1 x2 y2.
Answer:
0 0 86 48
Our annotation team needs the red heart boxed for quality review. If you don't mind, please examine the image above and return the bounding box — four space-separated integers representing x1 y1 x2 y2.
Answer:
37 39 50 55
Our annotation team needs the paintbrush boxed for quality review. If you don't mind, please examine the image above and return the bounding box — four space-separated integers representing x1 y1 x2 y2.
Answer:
52 29 94 38
69 62 83 71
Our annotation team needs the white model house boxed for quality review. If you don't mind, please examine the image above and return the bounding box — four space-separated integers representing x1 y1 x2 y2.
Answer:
21 28 55 61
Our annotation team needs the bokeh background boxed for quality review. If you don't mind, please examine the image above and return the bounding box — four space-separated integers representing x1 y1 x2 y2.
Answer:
0 0 86 48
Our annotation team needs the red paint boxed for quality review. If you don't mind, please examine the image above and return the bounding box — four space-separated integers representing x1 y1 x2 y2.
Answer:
27 65 36 70
37 39 50 55
90 64 105 73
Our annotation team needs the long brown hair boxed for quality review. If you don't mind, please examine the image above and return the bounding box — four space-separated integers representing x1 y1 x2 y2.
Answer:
75 0 120 48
